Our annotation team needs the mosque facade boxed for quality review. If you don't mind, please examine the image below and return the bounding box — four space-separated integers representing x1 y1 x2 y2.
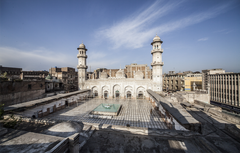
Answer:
77 35 164 99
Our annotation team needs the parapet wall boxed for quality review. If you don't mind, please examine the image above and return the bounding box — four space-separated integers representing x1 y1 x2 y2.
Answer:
178 91 210 104
0 89 45 106
4 89 91 113
147 89 201 132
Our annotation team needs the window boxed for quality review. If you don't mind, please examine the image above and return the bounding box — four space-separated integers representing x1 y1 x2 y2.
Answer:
28 84 32 90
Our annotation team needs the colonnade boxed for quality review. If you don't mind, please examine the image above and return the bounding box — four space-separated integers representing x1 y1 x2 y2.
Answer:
35 91 90 118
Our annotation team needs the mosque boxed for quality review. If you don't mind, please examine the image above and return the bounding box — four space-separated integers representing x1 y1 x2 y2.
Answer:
77 35 164 99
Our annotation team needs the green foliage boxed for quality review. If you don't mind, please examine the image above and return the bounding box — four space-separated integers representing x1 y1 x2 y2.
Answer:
3 114 22 128
0 72 7 78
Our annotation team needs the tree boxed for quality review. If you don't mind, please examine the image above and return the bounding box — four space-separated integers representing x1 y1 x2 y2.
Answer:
0 72 7 78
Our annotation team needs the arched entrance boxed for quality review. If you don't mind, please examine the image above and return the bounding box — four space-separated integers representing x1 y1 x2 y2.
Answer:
138 91 143 99
124 86 133 99
113 84 121 99
104 91 108 98
115 90 120 98
94 90 98 97
92 86 98 98
127 91 131 99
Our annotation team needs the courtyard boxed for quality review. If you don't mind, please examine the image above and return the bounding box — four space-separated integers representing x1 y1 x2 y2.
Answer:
28 98 167 129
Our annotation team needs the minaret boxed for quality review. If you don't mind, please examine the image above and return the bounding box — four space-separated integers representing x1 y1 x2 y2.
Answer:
77 43 88 90
151 34 164 91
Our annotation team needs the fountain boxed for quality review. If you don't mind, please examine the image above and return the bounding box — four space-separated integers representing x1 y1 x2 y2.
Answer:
91 103 122 116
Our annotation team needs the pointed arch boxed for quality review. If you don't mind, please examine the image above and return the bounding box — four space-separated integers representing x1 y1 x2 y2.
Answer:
113 84 121 98
124 86 133 98
92 86 98 97
136 86 146 99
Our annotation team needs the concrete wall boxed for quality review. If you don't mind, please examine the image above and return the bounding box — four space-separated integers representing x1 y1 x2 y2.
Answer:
147 89 201 133
181 92 210 104
0 81 45 106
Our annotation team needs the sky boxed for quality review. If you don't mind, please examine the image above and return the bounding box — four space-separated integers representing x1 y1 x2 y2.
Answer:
0 0 240 73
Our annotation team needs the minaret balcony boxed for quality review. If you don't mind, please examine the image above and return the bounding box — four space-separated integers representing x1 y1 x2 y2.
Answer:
77 54 88 58
151 49 163 54
77 65 88 69
151 62 164 66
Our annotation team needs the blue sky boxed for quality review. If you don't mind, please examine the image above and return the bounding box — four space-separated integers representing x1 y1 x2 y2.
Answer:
0 0 240 73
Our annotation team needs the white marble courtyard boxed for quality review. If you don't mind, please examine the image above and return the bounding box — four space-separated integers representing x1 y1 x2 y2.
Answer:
41 98 167 129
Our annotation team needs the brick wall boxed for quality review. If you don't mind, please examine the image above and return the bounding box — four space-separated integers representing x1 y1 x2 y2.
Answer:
0 80 45 106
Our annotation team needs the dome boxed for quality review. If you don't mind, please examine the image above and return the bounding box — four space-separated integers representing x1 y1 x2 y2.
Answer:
100 70 108 79
45 74 52 80
134 70 144 80
116 69 125 78
79 43 85 49
151 34 163 45
153 34 161 42
45 122 83 137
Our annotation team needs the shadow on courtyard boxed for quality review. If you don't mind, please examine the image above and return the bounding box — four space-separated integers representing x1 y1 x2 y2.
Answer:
2 98 240 153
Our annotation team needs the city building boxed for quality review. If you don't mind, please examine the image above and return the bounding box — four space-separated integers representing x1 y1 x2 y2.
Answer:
0 65 22 80
209 73 240 108
49 67 78 92
162 71 185 92
202 69 225 91
77 35 164 99
125 63 151 79
45 74 64 93
86 64 152 80
20 71 48 81
184 73 202 91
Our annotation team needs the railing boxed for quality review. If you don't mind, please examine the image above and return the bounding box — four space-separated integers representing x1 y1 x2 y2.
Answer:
77 65 88 69
77 54 87 58
151 62 164 66
151 49 163 54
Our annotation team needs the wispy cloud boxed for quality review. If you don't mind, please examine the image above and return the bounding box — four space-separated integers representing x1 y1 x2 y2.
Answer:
0 46 75 71
97 1 232 49
0 46 125 71
97 0 183 49
214 29 232 34
198 37 208 41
